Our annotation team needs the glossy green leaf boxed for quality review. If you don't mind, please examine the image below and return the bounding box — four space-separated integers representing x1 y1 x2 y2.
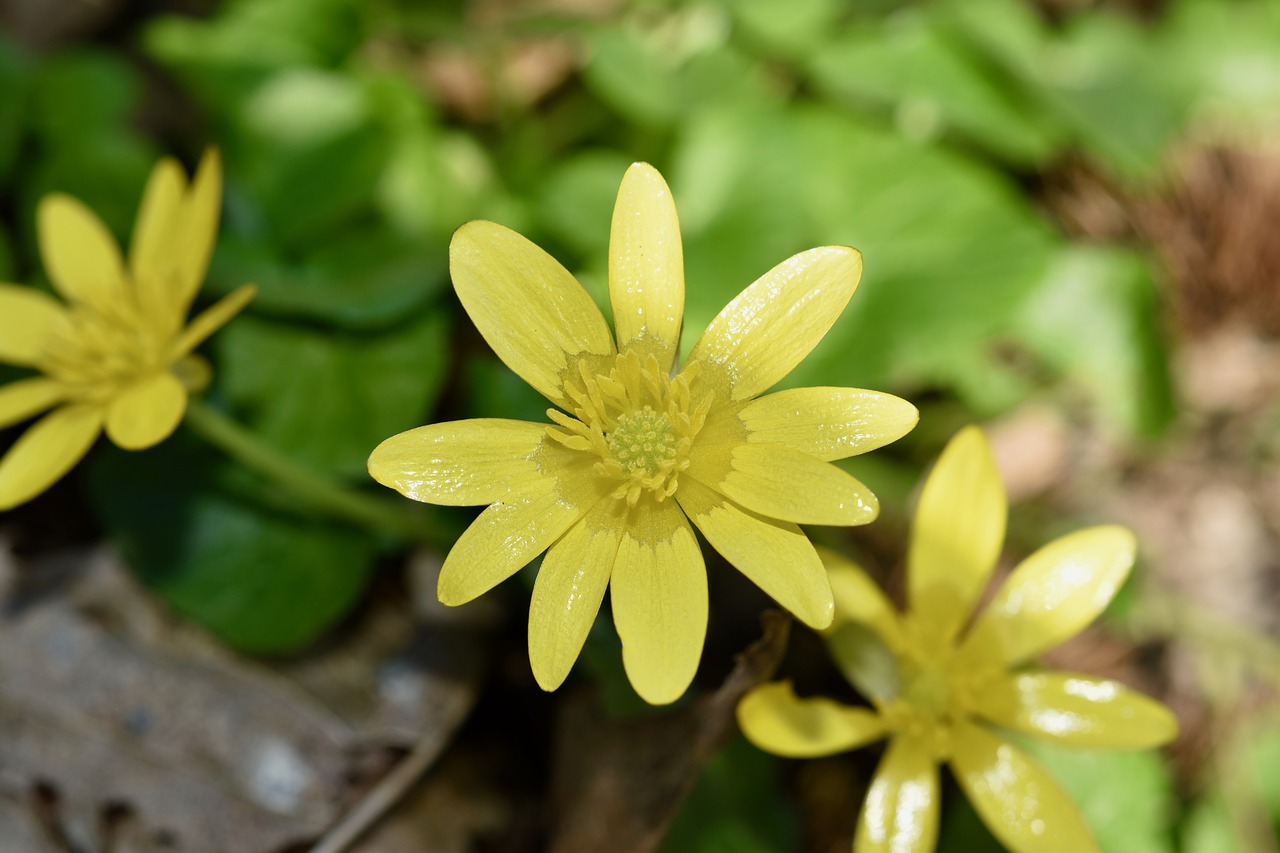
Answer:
809 15 1060 164
215 308 450 478
89 436 375 654
670 103 1059 400
1018 737 1177 853
1015 247 1175 437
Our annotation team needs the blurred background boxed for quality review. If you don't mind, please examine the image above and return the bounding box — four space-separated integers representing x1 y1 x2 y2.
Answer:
1 0 1279 850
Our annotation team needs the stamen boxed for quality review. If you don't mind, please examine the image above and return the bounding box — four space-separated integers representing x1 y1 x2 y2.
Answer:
542 349 712 505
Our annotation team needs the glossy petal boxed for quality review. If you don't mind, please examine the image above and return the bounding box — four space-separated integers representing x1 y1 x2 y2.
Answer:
739 387 918 461
676 475 833 629
37 195 127 313
908 425 1006 647
0 405 102 510
688 246 862 402
737 681 886 758
528 500 622 691
960 526 1136 669
609 162 684 371
104 371 188 450
701 444 879 526
437 483 595 606
369 419 547 506
450 221 615 407
610 500 707 705
855 735 940 853
973 671 1179 749
949 721 1097 853
173 283 258 356
0 378 64 429
0 285 65 366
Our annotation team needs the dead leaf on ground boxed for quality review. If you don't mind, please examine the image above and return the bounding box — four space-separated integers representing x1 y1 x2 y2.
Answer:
0 541 492 852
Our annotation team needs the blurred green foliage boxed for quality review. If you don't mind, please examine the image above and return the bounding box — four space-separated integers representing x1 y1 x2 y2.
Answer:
4 0 1280 845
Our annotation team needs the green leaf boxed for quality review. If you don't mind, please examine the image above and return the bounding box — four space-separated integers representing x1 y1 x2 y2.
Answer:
214 307 451 478
1017 737 1177 853
669 103 1059 406
808 13 1061 165
210 228 446 328
944 0 1190 181
583 11 773 129
537 150 636 258
726 0 845 59
660 737 800 853
89 436 375 654
1015 247 1176 437
1160 0 1280 135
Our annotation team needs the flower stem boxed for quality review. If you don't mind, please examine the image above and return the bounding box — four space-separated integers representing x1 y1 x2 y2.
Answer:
184 398 441 546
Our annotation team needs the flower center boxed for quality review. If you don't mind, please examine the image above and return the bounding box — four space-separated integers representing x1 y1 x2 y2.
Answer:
545 349 712 507
607 406 677 478
37 304 171 399
879 652 988 761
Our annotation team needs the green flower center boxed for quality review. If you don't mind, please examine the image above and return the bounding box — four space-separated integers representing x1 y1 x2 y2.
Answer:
38 305 172 400
545 349 712 507
880 651 989 761
607 406 678 477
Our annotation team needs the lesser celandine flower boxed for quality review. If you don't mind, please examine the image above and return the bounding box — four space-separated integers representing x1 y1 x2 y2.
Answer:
369 163 917 704
737 426 1177 853
0 150 255 509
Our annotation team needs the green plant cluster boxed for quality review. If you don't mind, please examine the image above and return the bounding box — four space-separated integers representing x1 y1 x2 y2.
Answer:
3 0 1280 849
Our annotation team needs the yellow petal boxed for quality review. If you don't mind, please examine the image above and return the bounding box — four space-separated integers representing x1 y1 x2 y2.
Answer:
37 194 128 313
130 156 186 317
609 500 706 705
450 220 615 408
688 245 862 402
907 426 1006 647
528 500 623 691
949 721 1097 853
822 548 903 648
0 285 65 365
973 671 1178 750
959 526 1136 669
0 377 65 429
855 735 941 853
437 484 595 606
104 371 188 450
609 162 684 371
739 387 918 461
701 444 879 526
737 681 886 758
173 283 257 356
821 549 904 700
369 419 547 506
0 404 102 510
172 148 223 314
677 475 832 629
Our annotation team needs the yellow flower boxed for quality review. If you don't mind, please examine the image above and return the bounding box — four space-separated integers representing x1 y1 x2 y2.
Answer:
369 163 917 704
0 150 256 509
737 426 1178 853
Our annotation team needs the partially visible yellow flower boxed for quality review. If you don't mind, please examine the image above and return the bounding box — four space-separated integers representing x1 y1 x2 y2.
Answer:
737 426 1178 853
370 163 917 704
0 149 256 509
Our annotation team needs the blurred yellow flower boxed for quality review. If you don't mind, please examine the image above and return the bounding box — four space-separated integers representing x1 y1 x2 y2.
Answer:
737 426 1178 853
0 150 256 509
369 163 917 704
